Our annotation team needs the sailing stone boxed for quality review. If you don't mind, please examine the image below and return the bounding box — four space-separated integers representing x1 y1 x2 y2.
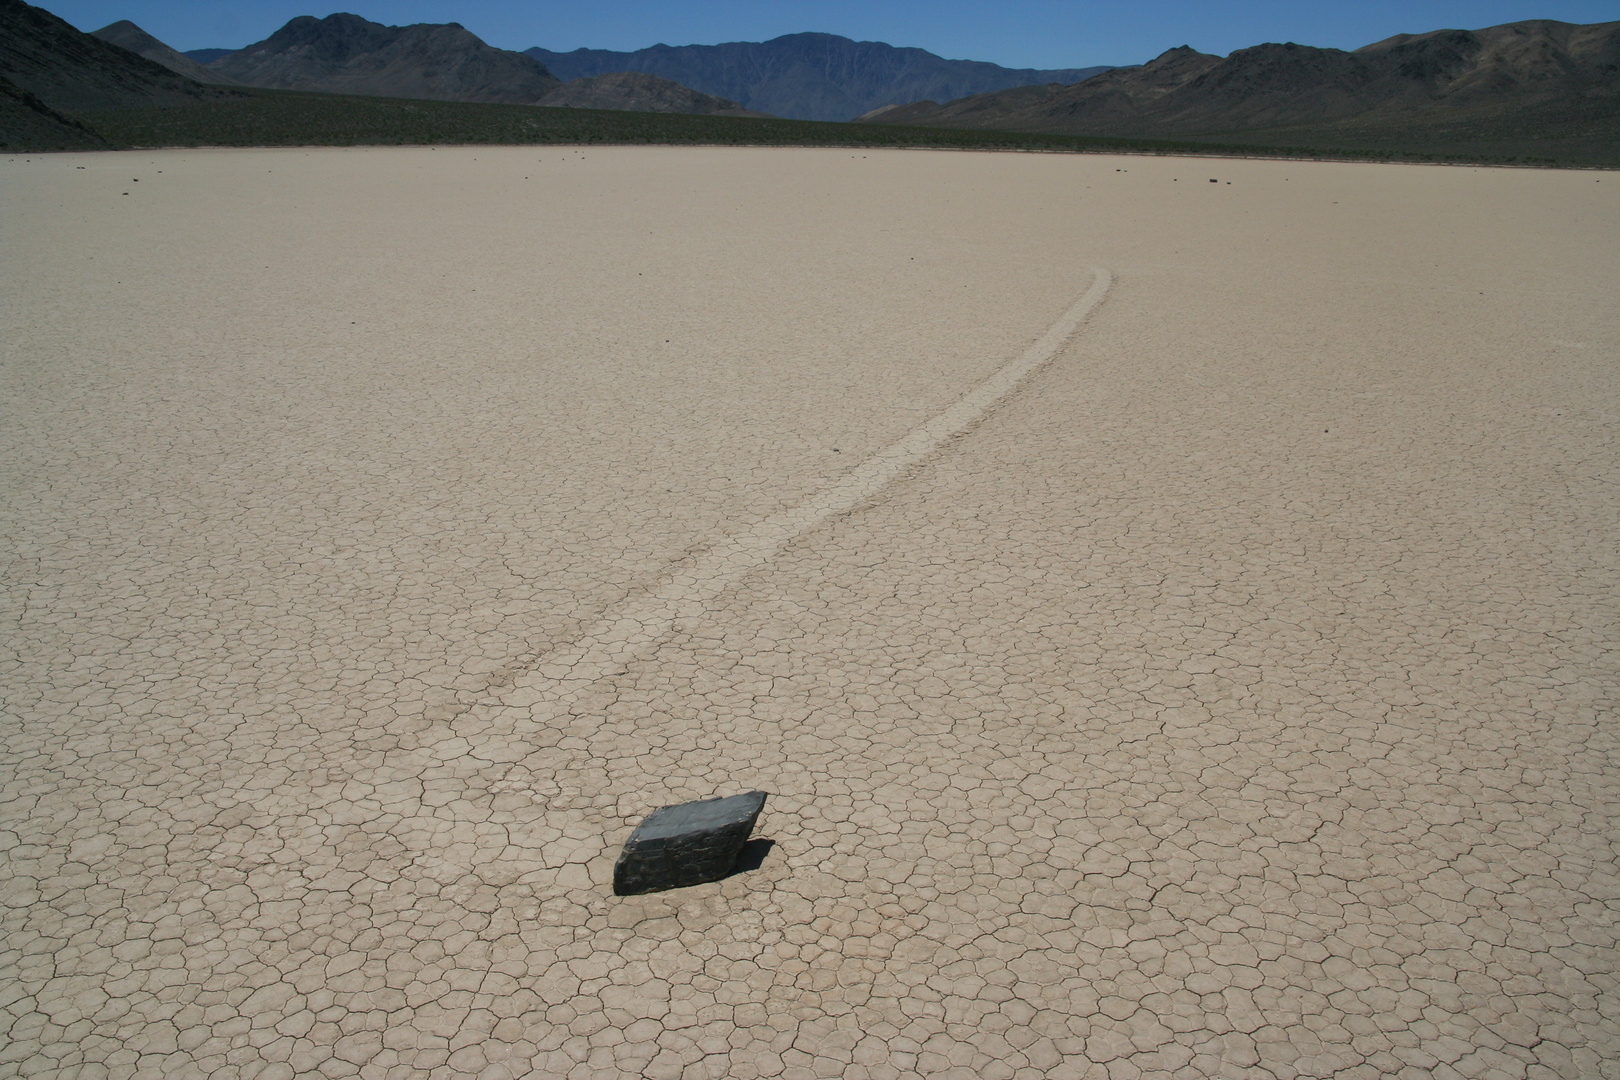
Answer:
613 791 768 895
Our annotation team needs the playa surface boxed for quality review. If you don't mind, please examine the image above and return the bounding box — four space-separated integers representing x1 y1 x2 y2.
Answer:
2 145 1616 1079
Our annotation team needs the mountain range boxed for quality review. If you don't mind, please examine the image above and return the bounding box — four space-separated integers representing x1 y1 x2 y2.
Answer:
176 22 1114 123
0 1 771 149
859 19 1620 151
3 0 1615 162
117 12 760 118
525 35 1114 122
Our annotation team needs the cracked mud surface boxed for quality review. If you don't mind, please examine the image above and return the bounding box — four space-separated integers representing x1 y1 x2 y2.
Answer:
2 147 1617 1078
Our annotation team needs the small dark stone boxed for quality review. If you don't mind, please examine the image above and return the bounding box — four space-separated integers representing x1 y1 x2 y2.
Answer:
613 791 768 895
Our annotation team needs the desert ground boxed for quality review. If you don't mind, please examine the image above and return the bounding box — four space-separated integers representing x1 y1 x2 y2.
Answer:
2 144 1616 1079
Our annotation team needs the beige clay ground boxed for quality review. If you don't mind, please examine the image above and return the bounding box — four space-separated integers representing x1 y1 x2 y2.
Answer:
1 145 1617 1079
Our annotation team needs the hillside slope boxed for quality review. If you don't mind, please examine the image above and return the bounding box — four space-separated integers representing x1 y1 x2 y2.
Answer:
0 71 107 148
0 0 220 112
527 33 1113 121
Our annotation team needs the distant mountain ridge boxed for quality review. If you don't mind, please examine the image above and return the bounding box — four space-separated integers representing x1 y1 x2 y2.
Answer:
859 19 1620 144
526 33 1114 121
92 19 239 85
209 13 561 104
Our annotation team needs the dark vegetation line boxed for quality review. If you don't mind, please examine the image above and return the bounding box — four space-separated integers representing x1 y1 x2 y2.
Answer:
55 87 1590 167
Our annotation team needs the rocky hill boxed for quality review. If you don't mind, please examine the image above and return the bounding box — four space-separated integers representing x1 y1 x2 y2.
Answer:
537 72 769 117
527 33 1114 121
208 13 561 104
859 19 1620 144
91 20 239 85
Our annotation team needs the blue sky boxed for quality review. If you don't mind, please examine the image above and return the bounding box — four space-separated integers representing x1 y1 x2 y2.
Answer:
51 0 1620 68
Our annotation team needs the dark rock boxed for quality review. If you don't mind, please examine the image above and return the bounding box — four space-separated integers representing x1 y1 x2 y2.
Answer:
614 791 767 896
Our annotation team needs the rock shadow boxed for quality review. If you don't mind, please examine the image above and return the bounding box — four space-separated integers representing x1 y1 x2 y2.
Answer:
729 838 775 876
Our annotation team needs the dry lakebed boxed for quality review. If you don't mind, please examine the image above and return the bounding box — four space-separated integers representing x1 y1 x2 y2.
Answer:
2 145 1617 1079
